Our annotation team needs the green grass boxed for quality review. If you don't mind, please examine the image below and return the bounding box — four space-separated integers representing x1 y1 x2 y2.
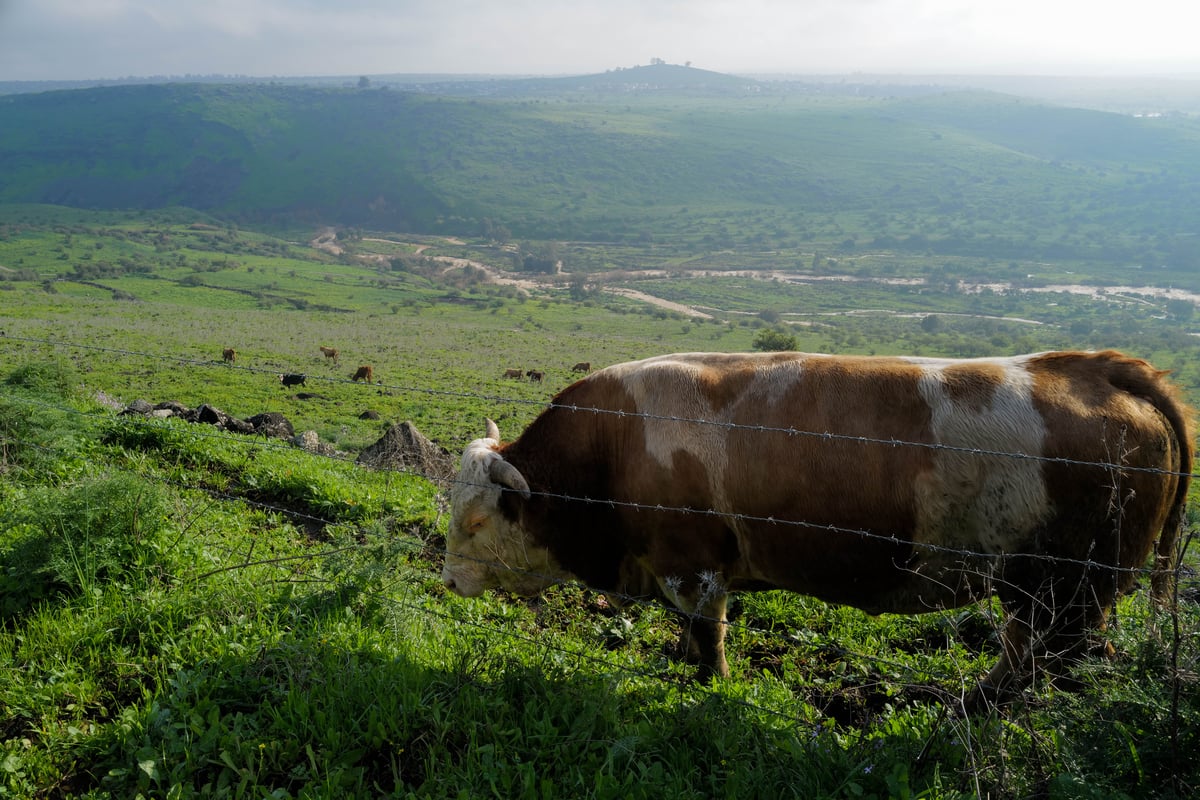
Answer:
1 211 1199 798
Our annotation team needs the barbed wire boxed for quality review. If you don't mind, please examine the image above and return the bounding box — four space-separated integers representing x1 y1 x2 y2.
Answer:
4 332 1196 480
3 333 1197 627
1 385 1193 582
0 408 1193 726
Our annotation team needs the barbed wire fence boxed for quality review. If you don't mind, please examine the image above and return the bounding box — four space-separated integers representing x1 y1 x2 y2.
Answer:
1 333 1197 743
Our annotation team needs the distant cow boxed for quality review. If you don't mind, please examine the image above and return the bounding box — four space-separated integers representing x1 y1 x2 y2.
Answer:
571 362 591 373
279 373 307 387
503 368 524 379
526 370 544 382
319 346 339 364
222 348 237 363
351 365 374 383
443 350 1192 705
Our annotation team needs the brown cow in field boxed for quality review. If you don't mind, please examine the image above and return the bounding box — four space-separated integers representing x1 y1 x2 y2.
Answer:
351 365 374 383
503 368 523 379
222 348 237 363
319 345 339 364
571 362 591 373
443 350 1192 705
526 370 544 382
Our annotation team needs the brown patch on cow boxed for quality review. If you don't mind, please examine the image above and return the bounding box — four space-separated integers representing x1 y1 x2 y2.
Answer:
693 360 758 414
717 357 935 606
939 361 1005 410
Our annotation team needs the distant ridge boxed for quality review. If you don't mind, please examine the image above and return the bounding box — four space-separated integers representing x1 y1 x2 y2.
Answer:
391 63 763 98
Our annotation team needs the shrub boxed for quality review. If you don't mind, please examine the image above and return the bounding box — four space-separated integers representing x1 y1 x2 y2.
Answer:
2 472 177 615
4 359 79 398
752 327 798 352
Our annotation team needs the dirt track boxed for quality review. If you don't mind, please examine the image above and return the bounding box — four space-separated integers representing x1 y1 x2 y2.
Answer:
315 232 1199 323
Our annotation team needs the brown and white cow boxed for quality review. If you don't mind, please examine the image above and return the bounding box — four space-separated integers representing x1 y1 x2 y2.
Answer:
222 347 237 363
571 361 592 373
442 350 1192 704
351 365 374 383
319 345 339 364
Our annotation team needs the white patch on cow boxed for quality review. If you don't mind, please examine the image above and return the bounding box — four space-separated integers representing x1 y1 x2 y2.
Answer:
911 357 1051 553
750 355 813 408
610 356 727 475
605 353 820 512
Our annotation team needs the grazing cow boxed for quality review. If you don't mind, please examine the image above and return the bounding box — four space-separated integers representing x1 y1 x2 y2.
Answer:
443 350 1192 705
571 362 591 373
279 373 307 387
503 368 524 379
526 370 544 382
222 347 237 363
351 365 374 383
319 345 339 364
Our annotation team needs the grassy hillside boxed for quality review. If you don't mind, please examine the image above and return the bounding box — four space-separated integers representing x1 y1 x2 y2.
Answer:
2 75 1199 270
1 209 1198 797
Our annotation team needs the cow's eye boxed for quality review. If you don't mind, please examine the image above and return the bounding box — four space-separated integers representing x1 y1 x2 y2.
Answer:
466 515 487 535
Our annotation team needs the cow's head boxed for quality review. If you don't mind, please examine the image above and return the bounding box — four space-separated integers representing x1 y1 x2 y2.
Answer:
442 419 569 597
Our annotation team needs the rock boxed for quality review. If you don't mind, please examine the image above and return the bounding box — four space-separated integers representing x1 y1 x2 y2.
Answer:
245 412 294 439
154 400 190 416
358 410 381 420
195 404 228 426
119 399 155 416
356 420 454 486
293 430 340 457
293 430 320 450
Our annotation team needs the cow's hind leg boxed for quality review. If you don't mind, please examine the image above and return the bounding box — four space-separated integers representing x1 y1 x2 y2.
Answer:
971 559 1116 710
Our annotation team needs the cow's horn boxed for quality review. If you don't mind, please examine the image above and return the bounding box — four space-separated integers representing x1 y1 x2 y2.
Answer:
485 418 501 442
489 457 531 499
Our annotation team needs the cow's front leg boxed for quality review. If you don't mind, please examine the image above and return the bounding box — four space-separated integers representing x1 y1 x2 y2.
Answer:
659 574 730 679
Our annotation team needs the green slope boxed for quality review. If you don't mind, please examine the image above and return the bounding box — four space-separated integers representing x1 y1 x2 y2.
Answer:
1 80 1199 264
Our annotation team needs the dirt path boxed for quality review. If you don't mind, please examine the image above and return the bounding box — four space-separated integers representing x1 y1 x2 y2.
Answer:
604 287 713 319
315 231 1195 323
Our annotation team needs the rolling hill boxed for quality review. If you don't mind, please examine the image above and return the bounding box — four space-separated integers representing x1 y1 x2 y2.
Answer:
1 65 1199 266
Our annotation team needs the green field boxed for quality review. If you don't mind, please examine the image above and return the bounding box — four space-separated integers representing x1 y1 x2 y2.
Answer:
1 209 1198 798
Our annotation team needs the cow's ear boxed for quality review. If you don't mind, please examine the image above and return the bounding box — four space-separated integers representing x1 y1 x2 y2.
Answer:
485 418 501 441
488 457 531 499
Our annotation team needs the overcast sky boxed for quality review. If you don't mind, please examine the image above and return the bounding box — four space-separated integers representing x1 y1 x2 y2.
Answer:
1 0 1197 82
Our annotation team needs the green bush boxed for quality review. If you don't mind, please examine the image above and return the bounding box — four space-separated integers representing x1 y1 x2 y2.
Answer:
3 359 80 398
752 327 798 352
2 472 177 615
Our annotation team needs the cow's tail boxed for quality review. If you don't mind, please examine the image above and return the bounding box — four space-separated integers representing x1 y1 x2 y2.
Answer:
1105 351 1194 603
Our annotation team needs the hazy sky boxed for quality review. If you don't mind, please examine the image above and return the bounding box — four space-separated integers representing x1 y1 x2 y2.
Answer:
1 0 1197 82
